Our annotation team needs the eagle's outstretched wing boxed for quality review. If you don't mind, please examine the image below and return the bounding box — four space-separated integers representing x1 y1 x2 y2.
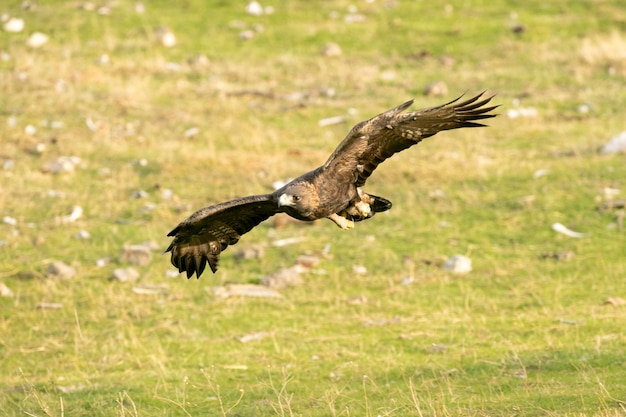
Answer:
165 194 278 277
323 92 498 187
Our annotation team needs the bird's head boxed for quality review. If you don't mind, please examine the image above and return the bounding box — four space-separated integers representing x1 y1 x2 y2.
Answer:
276 182 316 219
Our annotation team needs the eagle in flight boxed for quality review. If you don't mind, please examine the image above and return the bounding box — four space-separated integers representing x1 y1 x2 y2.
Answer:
166 92 497 278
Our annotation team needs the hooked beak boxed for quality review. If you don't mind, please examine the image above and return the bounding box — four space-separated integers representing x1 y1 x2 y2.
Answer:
278 193 295 207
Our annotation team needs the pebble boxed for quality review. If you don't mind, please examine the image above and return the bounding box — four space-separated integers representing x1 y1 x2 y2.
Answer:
3 216 17 226
424 81 448 97
119 244 152 266
58 205 83 223
0 282 14 297
212 284 282 299
245 1 263 16
46 261 76 279
42 156 81 174
442 254 472 274
552 222 586 238
27 31 49 48
599 131 626 155
110 267 140 282
260 265 305 289
4 17 24 33
234 244 265 260
155 27 176 47
321 42 342 57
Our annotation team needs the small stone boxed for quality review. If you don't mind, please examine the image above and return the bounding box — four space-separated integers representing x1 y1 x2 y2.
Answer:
27 31 49 48
58 205 83 223
42 156 81 174
3 216 17 226
424 81 448 97
321 42 342 57
352 264 368 275
0 282 14 297
110 267 140 282
46 261 76 279
260 265 305 289
295 255 320 269
119 244 152 266
238 331 267 343
132 189 149 199
245 1 263 16
234 244 265 260
156 27 176 47
36 302 63 309
211 284 282 299
184 126 200 138
442 254 472 274
95 257 109 267
604 297 626 306
4 17 25 33
552 223 586 238
239 29 255 40
506 106 538 119
132 283 168 295
347 295 368 305
74 230 90 239
160 188 174 200
599 131 626 155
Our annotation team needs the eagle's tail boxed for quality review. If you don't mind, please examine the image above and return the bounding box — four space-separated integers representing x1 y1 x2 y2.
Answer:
342 193 392 222
368 194 392 214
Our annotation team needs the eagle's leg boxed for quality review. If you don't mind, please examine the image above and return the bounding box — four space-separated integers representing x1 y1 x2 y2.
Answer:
327 213 355 230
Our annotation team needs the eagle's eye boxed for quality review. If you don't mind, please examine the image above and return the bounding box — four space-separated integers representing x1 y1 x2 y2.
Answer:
292 195 301 202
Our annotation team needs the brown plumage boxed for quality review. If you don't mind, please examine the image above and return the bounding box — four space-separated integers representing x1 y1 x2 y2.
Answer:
166 92 498 278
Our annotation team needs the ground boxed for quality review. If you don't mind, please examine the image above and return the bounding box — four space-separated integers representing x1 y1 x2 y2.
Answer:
0 1 625 416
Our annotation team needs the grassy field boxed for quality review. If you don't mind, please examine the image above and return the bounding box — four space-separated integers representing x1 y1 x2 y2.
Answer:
1 0 625 416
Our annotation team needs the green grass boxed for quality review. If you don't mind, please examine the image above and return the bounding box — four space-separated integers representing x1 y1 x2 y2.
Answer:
1 0 626 416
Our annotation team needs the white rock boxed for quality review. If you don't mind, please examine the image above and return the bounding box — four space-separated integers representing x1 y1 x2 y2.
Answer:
156 27 176 47
74 230 90 239
260 265 304 288
59 205 83 223
47 261 76 279
3 216 17 226
318 115 346 127
27 31 49 48
184 126 200 138
160 188 174 200
506 107 538 119
95 257 109 267
245 1 264 16
0 282 14 297
552 223 586 238
321 42 342 57
352 264 368 275
119 244 152 266
212 284 282 299
239 29 255 40
442 254 472 274
424 81 448 97
599 131 626 155
4 17 24 33
110 267 140 282
43 156 81 174
238 331 267 343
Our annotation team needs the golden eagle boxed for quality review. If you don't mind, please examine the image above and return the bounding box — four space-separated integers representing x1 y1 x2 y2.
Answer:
166 92 497 277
